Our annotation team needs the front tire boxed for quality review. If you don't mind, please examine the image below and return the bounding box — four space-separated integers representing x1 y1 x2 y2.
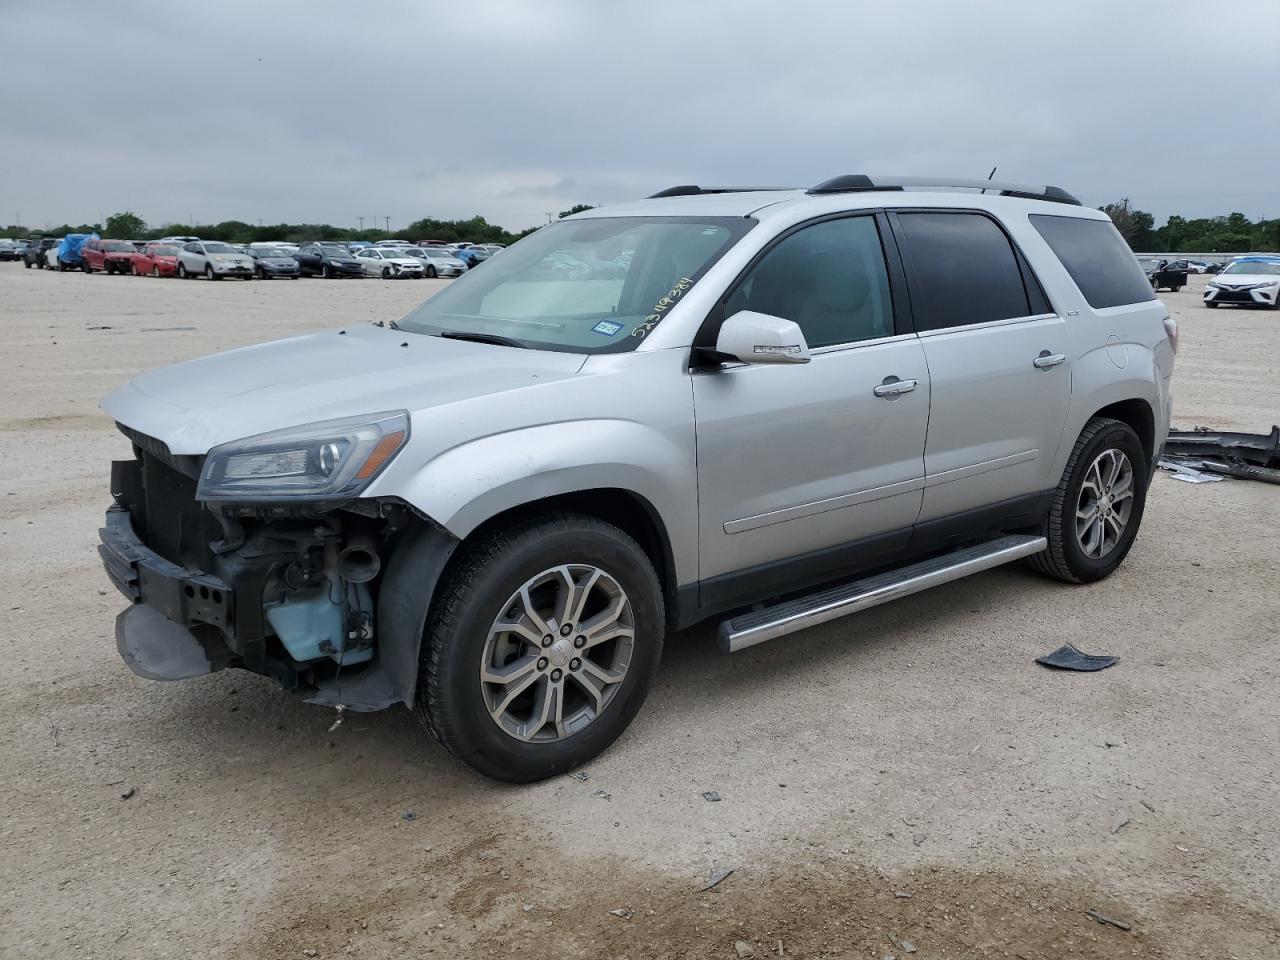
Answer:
1030 418 1148 584
415 514 664 782
204 264 216 280
1205 300 1219 308
425 264 437 279
178 263 188 279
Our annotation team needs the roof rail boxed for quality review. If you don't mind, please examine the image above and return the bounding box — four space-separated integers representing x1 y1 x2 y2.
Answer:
647 185 796 199
806 175 1081 206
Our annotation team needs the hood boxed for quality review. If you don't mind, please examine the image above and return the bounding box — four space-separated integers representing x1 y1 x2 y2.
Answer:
100 325 587 454
1215 271 1280 286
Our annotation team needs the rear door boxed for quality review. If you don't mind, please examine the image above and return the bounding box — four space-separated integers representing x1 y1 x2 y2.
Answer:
889 210 1070 536
692 213 930 606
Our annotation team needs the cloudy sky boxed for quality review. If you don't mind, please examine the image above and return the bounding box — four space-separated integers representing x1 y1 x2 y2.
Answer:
4 0 1278 233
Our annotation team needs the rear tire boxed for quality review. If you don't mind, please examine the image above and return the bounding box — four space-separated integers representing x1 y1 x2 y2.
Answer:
415 513 664 782
1030 418 1148 584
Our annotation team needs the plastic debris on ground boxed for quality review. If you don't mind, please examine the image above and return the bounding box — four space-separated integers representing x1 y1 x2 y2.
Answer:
1036 643 1119 672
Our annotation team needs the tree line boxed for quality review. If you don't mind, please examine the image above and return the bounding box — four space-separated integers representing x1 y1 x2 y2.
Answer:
1100 200 1280 253
1 211 567 246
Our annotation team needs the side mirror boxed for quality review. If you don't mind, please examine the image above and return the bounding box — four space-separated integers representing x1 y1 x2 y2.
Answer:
715 310 811 365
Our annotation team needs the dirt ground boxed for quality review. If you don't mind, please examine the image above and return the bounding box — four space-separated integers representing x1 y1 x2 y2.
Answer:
1 266 1277 959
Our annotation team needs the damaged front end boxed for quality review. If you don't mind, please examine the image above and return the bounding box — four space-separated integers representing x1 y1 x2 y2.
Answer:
99 423 453 711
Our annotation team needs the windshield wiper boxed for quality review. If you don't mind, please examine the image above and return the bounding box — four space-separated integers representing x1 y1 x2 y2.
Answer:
438 330 522 348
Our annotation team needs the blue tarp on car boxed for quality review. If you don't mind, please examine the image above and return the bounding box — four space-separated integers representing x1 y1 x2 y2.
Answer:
57 233 94 264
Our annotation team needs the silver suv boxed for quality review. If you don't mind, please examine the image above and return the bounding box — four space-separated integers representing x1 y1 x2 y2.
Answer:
99 175 1176 781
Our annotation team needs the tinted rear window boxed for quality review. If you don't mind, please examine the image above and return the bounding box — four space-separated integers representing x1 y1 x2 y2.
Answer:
1030 215 1156 309
895 212 1032 331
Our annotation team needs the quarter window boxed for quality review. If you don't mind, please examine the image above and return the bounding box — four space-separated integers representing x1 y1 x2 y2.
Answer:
1029 215 1156 309
895 212 1032 331
724 216 894 349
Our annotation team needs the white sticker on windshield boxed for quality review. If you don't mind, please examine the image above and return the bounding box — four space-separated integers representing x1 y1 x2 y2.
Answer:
592 320 624 336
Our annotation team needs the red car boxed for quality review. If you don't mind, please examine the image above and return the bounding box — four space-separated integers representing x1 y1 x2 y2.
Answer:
130 242 181 278
82 238 140 274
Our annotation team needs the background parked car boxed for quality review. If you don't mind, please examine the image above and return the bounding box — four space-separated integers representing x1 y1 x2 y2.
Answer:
295 243 363 278
1137 256 1187 292
82 238 140 274
24 238 58 268
354 247 426 279
177 240 255 280
453 245 493 269
131 242 181 277
11 240 31 261
0 239 17 261
52 233 91 271
407 245 467 277
247 245 301 279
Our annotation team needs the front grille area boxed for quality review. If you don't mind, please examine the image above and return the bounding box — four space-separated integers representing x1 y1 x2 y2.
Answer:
114 426 219 569
1213 289 1257 303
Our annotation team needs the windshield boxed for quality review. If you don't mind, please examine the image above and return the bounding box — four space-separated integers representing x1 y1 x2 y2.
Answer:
396 216 753 353
423 248 451 258
320 245 350 256
255 247 290 258
402 247 426 256
204 242 236 254
1222 259 1280 276
150 245 179 256
1137 258 1159 269
104 241 135 252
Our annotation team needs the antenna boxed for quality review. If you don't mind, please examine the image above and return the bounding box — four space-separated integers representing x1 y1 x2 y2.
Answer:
981 166 997 195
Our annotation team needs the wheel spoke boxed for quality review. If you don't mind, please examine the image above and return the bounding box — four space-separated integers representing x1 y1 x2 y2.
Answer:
580 595 630 648
491 669 542 724
518 584 553 637
480 653 538 686
489 616 543 647
517 679 561 741
1104 513 1124 543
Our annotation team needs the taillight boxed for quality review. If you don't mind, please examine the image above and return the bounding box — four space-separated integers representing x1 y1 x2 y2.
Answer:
1162 316 1178 353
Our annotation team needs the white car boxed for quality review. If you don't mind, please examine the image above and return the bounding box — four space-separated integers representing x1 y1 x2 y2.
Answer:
177 241 255 280
1203 257 1280 309
355 247 426 279
404 246 467 278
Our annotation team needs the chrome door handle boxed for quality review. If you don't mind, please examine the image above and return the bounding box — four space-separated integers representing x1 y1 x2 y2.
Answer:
873 377 919 398
1033 351 1066 369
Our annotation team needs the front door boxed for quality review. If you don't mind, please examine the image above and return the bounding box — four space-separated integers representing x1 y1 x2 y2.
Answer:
693 214 930 608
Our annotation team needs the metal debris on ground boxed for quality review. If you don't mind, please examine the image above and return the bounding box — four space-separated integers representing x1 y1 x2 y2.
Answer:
1085 908 1133 931
702 790 722 802
401 810 416 821
567 770 590 782
1140 799 1157 814
1036 643 1118 672
120 787 136 801
734 940 755 958
1160 424 1280 485
608 907 632 919
893 891 913 899
700 866 735 891
592 789 612 801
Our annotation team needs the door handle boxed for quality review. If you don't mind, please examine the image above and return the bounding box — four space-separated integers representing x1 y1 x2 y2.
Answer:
1033 351 1066 369
873 377 919 398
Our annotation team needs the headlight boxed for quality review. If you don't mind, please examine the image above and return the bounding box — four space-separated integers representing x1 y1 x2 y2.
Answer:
1208 281 1223 289
197 411 409 502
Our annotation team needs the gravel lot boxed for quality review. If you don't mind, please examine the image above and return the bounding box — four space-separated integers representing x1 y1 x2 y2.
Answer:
1 267 1277 959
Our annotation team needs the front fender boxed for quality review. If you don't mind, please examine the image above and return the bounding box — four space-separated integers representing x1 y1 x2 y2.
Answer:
386 418 698 586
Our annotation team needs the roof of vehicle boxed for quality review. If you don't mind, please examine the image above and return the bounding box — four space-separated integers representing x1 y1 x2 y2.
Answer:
568 176 1101 223
1227 255 1280 263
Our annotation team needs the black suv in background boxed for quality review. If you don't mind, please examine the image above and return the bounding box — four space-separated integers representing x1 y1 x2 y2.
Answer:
295 243 363 278
24 238 58 268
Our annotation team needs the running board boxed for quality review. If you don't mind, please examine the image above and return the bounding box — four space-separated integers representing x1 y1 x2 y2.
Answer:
717 534 1047 652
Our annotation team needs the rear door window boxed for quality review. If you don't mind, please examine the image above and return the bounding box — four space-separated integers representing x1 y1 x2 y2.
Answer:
895 212 1033 331
1029 214 1156 308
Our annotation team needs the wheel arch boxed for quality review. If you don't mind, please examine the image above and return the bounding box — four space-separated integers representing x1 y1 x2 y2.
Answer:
374 487 679 710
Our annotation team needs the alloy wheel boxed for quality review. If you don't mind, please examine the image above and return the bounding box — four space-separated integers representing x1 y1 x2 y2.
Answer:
1075 449 1134 560
479 565 635 743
